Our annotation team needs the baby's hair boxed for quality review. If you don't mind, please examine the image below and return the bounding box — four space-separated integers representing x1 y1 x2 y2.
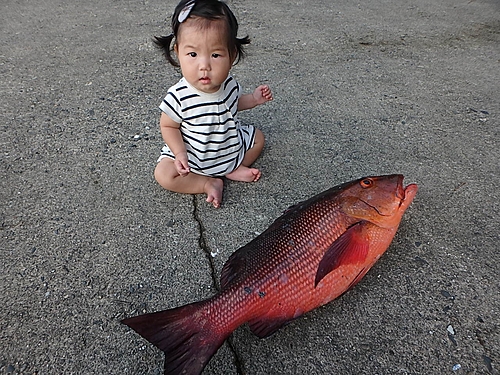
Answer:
154 0 250 67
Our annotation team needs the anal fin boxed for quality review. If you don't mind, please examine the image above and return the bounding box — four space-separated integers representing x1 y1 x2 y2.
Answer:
247 316 294 338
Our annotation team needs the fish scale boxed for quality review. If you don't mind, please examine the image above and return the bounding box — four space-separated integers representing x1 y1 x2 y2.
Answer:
122 174 418 375
214 199 357 326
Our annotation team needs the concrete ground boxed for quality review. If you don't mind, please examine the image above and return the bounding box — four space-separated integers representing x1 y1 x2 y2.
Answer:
1 0 499 374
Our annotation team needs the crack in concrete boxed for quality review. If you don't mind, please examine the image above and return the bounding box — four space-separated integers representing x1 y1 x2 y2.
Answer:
192 195 220 291
192 195 245 374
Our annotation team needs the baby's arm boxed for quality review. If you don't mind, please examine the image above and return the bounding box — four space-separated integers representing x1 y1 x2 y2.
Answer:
238 85 273 111
159 112 190 176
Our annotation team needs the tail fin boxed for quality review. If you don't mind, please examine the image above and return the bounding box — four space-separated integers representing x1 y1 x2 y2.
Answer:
122 301 228 375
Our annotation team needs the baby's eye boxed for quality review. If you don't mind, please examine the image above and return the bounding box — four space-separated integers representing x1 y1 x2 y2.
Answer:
188 52 197 57
212 53 221 58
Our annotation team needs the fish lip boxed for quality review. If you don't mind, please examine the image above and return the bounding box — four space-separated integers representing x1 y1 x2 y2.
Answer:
395 176 408 209
396 175 406 201
396 188 406 208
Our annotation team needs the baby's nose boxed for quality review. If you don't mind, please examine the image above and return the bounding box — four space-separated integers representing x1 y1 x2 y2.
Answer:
199 56 211 70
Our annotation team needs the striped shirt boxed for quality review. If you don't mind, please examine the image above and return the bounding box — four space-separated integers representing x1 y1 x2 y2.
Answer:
159 76 255 177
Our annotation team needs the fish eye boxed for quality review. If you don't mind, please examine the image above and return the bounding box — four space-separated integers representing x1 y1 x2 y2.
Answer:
360 179 373 188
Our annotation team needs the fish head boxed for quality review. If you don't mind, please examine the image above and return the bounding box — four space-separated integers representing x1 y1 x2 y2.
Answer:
340 174 418 228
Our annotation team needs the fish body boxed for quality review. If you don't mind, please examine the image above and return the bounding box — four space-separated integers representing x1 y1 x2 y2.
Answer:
122 174 418 374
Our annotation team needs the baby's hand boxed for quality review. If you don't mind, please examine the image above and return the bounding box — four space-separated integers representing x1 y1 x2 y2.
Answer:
253 85 273 105
174 152 190 176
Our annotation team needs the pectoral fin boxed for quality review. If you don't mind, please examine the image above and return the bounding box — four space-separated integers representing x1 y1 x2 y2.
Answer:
315 223 369 287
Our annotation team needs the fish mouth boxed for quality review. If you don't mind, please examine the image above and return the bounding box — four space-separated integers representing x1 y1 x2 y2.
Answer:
360 175 407 216
396 175 406 201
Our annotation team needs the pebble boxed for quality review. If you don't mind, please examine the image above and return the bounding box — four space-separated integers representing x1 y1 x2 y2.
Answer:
440 290 454 299
452 363 461 371
447 325 455 335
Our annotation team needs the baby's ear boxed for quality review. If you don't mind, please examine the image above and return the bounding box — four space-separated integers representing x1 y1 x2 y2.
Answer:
174 43 179 54
231 48 238 64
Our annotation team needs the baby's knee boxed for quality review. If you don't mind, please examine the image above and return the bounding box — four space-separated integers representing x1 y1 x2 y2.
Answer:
154 159 176 189
255 129 265 147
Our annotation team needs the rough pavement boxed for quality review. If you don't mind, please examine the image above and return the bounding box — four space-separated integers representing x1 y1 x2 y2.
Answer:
1 0 499 374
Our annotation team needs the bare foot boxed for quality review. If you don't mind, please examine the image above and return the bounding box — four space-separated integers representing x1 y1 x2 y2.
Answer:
204 178 224 208
226 166 261 182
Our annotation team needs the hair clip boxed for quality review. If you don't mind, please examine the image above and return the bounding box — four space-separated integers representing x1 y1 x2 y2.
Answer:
178 0 195 23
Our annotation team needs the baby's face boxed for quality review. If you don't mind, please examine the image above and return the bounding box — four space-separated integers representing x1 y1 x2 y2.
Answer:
175 18 233 93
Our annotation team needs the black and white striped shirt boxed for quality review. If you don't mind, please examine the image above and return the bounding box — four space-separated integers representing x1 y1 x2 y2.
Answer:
159 76 255 177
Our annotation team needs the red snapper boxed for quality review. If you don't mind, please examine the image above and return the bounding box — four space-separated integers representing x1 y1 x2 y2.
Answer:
122 174 418 374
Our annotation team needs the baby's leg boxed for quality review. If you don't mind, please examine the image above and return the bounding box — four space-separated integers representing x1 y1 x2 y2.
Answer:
225 166 261 182
226 129 265 183
155 158 224 208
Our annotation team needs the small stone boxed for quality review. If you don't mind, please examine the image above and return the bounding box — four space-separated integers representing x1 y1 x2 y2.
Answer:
440 290 454 299
447 325 455 335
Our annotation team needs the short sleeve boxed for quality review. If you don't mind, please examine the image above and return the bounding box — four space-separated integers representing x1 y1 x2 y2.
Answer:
159 91 183 123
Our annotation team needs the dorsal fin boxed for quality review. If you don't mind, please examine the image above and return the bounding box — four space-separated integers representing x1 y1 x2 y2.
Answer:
220 244 249 290
315 223 369 287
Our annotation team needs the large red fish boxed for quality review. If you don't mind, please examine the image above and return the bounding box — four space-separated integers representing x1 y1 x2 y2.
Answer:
122 174 418 374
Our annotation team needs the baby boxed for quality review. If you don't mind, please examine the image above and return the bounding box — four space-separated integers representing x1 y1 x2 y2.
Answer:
153 0 273 208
